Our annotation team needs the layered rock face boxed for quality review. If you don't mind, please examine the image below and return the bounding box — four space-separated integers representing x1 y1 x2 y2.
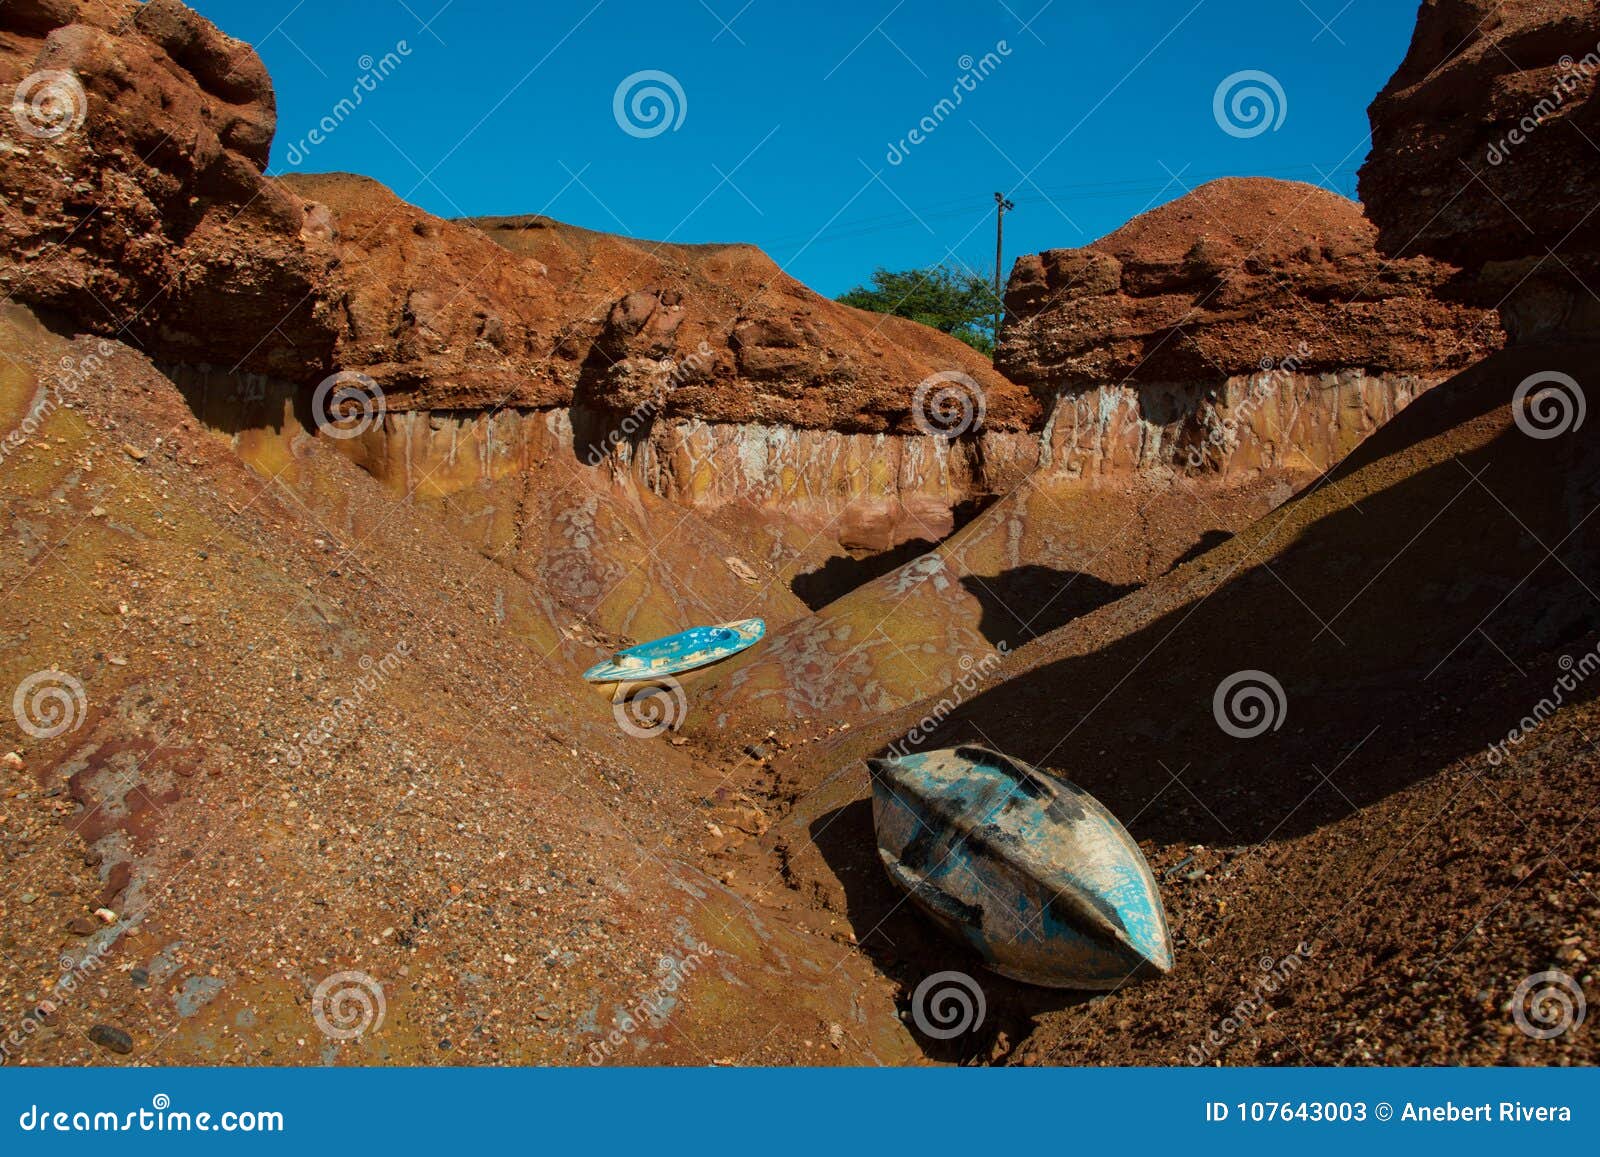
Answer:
1 0 1035 587
704 178 1507 726
998 178 1502 477
1359 0 1600 341
2 1 1034 433
1000 178 1490 388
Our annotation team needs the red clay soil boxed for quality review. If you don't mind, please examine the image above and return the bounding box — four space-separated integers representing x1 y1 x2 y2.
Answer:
0 307 916 1066
464 211 1037 433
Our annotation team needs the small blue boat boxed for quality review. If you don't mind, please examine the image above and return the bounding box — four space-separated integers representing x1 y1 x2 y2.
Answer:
867 745 1173 990
582 617 766 683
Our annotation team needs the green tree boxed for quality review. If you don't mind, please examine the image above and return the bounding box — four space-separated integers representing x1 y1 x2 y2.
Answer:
837 263 1000 355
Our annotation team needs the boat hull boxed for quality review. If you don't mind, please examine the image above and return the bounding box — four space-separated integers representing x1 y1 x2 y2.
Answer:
582 618 766 683
868 745 1173 990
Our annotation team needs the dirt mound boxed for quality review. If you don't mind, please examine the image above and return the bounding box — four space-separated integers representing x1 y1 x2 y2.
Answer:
762 339 1600 1063
999 178 1499 391
1359 0 1600 340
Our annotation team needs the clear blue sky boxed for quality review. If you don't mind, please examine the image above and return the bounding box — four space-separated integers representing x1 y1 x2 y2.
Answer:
187 0 1418 297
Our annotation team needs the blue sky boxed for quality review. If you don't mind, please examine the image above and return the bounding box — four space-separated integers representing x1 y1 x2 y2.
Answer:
187 0 1418 297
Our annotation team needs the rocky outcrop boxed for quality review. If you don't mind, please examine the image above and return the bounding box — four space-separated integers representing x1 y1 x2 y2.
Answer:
997 178 1501 476
467 214 1039 435
2 1 1031 437
1359 0 1600 341
0 0 341 378
1000 178 1496 389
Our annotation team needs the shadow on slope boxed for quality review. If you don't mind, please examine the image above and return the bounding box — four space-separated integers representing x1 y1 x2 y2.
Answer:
893 344 1600 847
959 565 1141 647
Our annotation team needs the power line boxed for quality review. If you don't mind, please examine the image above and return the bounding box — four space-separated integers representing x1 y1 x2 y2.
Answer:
759 163 1361 251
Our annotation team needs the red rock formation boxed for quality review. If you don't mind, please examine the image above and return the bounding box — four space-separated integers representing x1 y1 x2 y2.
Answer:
995 178 1501 477
0 0 341 378
999 178 1497 390
467 214 1038 435
1359 0 1600 341
2 1 1031 436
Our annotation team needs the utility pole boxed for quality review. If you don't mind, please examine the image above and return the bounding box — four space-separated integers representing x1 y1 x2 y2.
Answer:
993 191 1015 361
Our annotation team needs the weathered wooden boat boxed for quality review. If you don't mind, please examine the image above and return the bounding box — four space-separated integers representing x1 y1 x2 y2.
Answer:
582 617 766 683
867 745 1173 989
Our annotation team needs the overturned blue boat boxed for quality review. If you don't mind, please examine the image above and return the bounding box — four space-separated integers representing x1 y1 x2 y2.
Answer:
582 617 766 683
867 745 1173 990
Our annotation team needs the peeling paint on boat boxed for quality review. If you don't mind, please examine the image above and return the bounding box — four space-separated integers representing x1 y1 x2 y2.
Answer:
868 745 1173 989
